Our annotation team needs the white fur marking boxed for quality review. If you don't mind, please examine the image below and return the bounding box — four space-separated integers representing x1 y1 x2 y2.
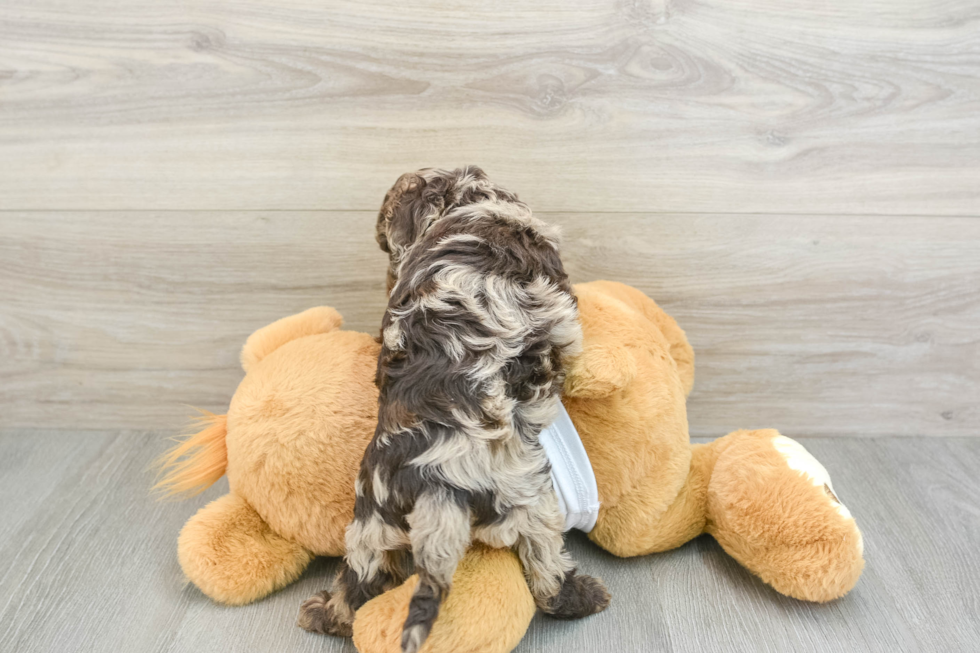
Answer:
772 435 853 519
373 468 388 503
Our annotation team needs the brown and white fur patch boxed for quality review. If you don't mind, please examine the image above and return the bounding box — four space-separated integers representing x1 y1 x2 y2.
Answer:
298 166 610 652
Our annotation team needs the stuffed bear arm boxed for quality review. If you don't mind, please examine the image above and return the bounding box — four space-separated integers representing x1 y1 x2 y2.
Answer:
564 340 638 399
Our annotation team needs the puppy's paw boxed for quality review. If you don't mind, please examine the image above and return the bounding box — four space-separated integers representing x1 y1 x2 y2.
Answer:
546 572 611 620
297 591 353 637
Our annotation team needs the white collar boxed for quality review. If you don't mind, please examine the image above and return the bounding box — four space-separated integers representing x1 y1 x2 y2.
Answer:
538 402 601 532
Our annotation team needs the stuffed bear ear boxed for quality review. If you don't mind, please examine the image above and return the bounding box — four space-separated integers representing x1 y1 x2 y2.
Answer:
240 306 343 373
564 342 638 399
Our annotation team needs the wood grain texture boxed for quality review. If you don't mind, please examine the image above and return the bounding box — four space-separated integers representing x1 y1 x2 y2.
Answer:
1 0 979 213
0 211 389 434
1 431 978 652
2 211 978 435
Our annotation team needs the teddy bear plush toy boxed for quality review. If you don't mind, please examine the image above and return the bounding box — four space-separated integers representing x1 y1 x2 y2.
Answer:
158 280 864 653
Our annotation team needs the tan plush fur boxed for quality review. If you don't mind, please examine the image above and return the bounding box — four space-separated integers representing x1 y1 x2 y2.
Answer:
704 429 865 602
153 412 227 497
178 493 313 605
240 306 345 373
227 326 380 556
352 545 536 653
161 280 864 652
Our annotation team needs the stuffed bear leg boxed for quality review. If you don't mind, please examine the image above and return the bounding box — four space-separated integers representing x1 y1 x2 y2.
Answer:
705 429 865 602
587 446 708 557
178 492 313 605
588 430 864 603
351 544 535 653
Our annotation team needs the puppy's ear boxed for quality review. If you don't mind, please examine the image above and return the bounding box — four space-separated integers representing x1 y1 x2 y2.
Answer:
377 172 427 256
376 219 391 254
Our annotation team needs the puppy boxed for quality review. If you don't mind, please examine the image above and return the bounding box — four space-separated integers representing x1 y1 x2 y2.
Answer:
298 166 609 652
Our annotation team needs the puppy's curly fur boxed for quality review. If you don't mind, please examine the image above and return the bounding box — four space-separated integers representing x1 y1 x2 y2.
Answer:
299 166 609 652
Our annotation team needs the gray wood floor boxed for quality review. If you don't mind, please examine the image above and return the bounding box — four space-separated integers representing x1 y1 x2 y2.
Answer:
1 431 978 653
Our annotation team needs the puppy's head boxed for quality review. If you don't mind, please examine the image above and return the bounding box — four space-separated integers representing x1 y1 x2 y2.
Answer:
376 166 512 292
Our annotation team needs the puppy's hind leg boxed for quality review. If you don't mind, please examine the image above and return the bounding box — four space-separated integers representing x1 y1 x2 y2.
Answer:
516 513 610 620
298 514 411 637
401 488 472 653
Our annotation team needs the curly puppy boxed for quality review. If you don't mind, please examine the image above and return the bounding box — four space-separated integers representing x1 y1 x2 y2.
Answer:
298 166 609 652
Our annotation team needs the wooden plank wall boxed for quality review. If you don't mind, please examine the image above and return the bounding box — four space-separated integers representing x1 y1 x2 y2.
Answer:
1 0 978 435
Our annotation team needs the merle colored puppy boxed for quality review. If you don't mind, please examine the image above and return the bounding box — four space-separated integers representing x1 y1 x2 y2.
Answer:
298 166 610 653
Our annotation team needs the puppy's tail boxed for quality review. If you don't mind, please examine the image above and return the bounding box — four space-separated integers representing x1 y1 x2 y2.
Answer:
152 411 228 498
401 490 471 653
